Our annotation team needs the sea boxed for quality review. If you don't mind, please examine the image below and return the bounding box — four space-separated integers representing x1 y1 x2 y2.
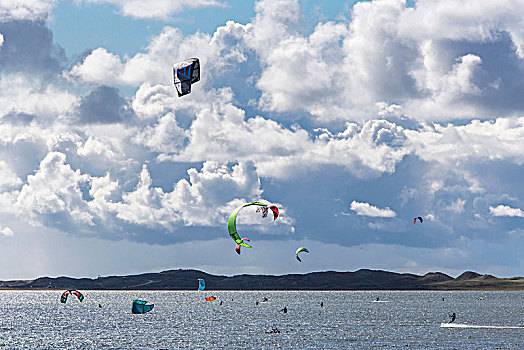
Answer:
0 290 522 349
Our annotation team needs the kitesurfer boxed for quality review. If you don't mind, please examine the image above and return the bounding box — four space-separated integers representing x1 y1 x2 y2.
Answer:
256 301 259 305
262 297 268 302
320 302 323 307
449 313 456 323
375 297 379 301
280 306 287 314
98 304 102 308
220 301 223 305
265 327 280 334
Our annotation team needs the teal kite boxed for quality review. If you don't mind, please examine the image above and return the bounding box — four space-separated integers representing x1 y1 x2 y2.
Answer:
132 300 154 314
227 202 279 251
295 247 309 262
198 279 205 291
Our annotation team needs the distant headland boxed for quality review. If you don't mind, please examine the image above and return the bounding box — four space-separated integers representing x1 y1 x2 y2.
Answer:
0 269 523 291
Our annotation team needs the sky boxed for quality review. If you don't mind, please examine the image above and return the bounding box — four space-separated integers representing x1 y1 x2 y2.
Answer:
0 0 523 280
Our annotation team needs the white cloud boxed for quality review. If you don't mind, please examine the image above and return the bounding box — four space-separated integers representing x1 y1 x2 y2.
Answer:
15 152 93 225
0 226 13 237
407 117 524 166
447 198 466 214
350 201 396 218
0 0 523 278
100 161 269 228
0 0 56 21
0 33 4 49
84 0 225 19
489 205 524 217
132 113 188 153
0 74 77 120
0 160 22 190
69 48 124 86
67 0 524 122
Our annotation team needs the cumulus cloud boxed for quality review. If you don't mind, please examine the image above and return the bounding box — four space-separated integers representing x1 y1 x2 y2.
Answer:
84 0 225 19
0 0 57 21
67 0 524 122
0 0 523 279
69 48 124 86
15 152 93 225
0 226 13 237
108 161 266 227
349 201 396 218
489 205 524 217
76 85 134 124
0 21 65 74
0 160 22 190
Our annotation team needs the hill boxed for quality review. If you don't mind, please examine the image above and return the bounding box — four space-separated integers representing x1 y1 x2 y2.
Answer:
0 269 523 291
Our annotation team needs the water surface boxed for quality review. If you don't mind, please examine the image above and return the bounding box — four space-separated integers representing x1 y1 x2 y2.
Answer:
0 290 522 349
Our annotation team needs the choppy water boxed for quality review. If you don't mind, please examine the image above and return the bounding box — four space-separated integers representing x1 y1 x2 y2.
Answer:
0 290 523 349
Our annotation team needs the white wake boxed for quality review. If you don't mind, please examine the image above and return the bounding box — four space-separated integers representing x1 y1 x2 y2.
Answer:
441 323 524 329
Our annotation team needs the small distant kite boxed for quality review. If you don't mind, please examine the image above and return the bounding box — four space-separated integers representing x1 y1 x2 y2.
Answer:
197 279 205 291
413 216 423 224
173 58 200 97
132 300 154 314
60 290 84 303
295 247 309 262
205 295 216 302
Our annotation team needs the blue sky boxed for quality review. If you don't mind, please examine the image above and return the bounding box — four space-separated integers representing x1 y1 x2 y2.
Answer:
0 0 523 280
49 0 356 59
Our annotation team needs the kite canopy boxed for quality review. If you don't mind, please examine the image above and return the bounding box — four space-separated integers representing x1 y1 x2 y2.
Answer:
60 290 84 303
227 202 265 247
413 216 423 224
269 206 279 220
205 295 216 302
198 279 205 291
295 247 309 262
132 300 154 314
173 58 200 97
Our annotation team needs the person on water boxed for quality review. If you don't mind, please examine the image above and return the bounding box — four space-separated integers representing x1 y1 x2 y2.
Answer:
375 297 379 301
449 312 456 323
320 302 323 307
280 306 287 313
265 327 280 334
262 297 268 302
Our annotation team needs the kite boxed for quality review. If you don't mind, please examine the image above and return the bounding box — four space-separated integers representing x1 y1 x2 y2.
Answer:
60 290 84 303
413 216 423 224
198 279 205 291
132 300 154 314
295 247 309 262
228 202 279 249
173 58 200 97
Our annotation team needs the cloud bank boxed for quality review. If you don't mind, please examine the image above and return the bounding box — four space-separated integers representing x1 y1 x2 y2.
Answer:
0 0 522 277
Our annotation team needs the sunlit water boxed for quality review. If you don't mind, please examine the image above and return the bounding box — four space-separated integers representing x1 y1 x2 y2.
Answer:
0 290 523 349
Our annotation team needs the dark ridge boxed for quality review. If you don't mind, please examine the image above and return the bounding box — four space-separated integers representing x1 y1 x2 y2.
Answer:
421 272 454 283
0 269 523 291
455 271 482 281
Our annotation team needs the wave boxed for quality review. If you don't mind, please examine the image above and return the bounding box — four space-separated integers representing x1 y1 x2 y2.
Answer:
440 323 524 329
